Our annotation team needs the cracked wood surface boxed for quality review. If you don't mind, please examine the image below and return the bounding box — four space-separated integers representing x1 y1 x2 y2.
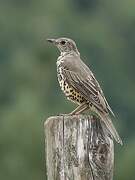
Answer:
44 115 114 180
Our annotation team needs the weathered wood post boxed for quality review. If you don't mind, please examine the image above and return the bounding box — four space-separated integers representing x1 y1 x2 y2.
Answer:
44 115 114 180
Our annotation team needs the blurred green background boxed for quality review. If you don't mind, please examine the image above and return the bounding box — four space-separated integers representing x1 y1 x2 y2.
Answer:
0 0 135 179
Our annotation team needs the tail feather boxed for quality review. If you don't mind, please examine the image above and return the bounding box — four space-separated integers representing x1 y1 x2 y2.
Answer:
91 105 123 145
99 111 123 145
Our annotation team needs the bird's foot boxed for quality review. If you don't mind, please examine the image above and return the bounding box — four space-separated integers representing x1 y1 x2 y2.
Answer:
57 112 77 116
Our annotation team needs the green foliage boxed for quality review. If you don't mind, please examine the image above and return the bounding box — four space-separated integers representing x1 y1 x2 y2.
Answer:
0 0 135 179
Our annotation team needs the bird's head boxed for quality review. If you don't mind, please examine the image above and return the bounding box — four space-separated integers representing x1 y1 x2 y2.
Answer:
47 37 79 55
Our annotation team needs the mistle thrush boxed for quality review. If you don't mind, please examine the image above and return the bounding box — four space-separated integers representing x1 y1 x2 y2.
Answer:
47 37 122 145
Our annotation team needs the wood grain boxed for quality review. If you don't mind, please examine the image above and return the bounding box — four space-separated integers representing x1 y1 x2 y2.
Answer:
44 115 114 180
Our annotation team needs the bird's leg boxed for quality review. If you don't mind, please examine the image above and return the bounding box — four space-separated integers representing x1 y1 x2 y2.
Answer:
75 104 89 115
69 102 89 115
58 106 84 116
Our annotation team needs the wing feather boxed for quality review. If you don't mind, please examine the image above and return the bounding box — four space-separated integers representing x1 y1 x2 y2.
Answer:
62 68 108 113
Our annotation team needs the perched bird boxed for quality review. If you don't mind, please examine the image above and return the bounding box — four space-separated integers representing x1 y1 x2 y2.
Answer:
47 37 122 145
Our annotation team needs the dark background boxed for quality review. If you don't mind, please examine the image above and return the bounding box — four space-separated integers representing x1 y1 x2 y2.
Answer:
0 0 135 179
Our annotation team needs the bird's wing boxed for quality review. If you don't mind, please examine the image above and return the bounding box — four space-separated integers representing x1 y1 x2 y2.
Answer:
89 70 115 117
61 56 114 115
62 68 107 113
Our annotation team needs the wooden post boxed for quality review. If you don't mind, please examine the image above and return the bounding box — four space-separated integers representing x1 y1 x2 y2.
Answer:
44 115 114 180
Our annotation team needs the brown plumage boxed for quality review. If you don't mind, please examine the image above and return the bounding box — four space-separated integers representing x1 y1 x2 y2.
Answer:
47 37 122 145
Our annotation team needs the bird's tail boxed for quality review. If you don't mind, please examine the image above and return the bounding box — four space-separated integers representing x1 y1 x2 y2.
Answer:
94 109 123 145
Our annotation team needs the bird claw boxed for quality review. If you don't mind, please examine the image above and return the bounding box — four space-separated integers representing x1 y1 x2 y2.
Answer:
57 113 74 116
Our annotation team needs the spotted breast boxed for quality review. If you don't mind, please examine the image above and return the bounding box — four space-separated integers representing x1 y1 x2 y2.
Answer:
56 57 86 105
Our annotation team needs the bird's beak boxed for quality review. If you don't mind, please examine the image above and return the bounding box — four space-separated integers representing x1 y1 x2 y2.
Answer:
46 38 56 44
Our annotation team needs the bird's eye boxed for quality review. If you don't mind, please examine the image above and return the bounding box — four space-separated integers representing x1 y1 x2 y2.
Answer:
61 40 66 45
